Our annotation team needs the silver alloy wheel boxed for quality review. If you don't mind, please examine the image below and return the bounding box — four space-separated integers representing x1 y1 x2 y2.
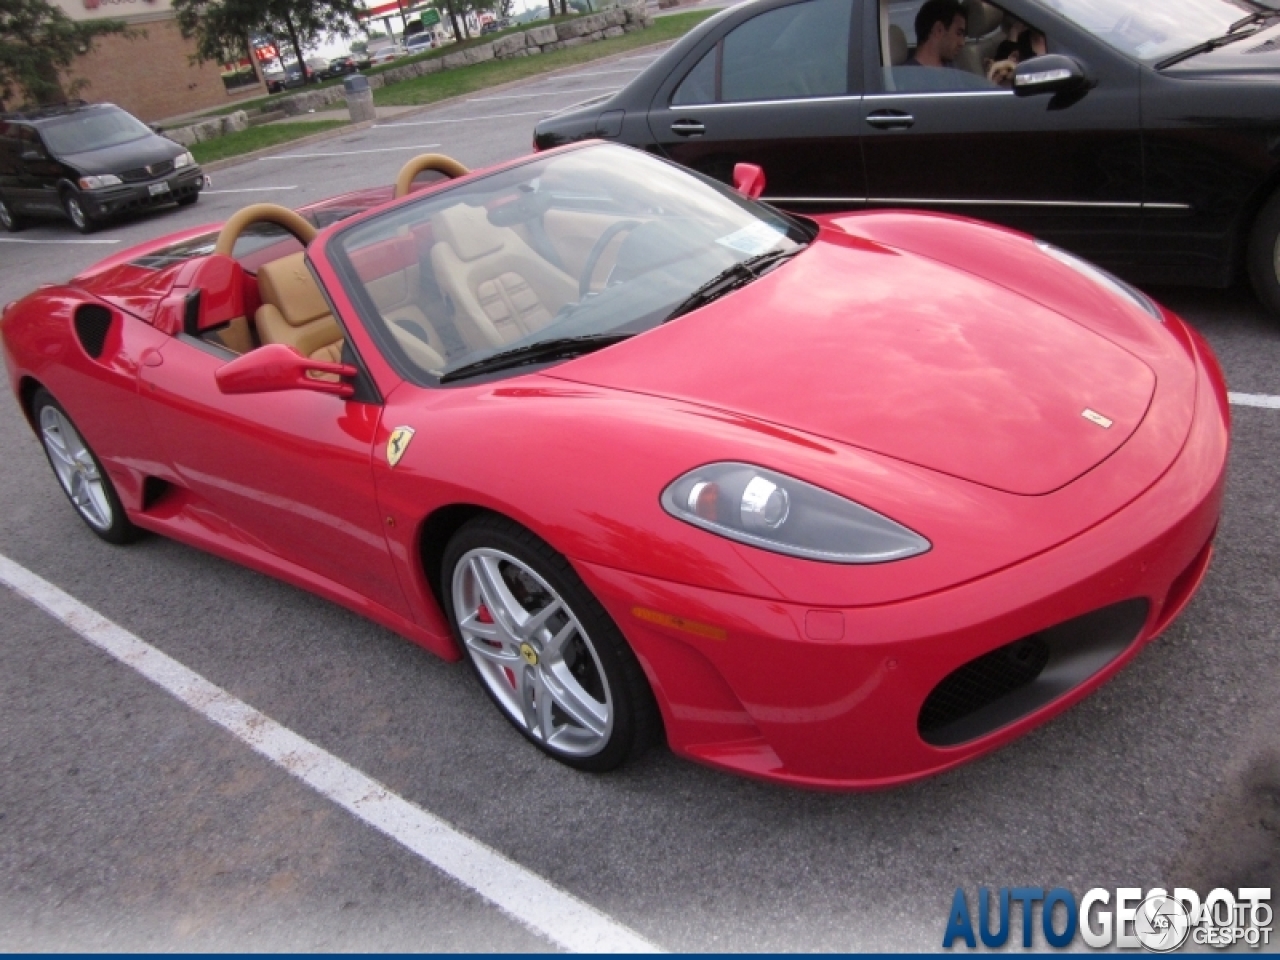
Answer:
453 547 613 757
66 195 87 230
0 199 12 229
39 405 113 531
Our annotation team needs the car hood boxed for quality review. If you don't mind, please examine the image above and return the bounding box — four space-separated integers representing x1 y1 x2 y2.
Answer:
58 134 183 175
553 232 1156 496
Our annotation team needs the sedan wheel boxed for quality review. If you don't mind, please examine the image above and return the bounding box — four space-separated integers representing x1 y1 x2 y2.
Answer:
1247 188 1280 316
443 516 659 771
0 196 23 232
62 191 97 234
33 389 139 544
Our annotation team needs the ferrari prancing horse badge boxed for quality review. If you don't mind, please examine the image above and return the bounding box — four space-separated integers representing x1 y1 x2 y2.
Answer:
387 426 415 467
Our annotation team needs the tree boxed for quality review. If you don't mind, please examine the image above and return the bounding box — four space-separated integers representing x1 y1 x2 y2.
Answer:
0 0 138 108
172 0 362 86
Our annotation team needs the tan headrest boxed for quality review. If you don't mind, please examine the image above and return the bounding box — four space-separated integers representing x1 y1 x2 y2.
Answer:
432 204 505 263
256 253 331 327
889 24 908 66
963 0 1002 37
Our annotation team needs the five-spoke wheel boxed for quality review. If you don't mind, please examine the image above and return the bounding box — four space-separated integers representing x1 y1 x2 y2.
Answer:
443 515 658 771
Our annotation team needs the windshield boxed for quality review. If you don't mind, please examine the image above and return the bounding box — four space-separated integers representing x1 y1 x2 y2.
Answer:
40 107 152 155
1043 0 1270 62
329 143 811 385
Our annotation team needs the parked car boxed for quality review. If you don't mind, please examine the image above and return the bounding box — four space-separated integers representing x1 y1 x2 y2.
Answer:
479 18 511 35
266 62 312 93
0 142 1227 785
369 43 406 65
405 32 436 54
536 0 1280 313
0 101 203 234
319 55 360 79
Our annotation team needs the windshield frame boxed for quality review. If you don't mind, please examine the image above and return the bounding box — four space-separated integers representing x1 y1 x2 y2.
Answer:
323 142 816 389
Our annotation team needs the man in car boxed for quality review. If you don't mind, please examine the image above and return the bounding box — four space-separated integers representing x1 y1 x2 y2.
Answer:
906 0 967 68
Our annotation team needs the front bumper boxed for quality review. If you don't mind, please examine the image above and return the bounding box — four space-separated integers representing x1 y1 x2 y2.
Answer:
576 326 1229 789
81 167 204 217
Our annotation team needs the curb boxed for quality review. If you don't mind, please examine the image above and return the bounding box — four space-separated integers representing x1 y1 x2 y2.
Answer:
199 35 682 177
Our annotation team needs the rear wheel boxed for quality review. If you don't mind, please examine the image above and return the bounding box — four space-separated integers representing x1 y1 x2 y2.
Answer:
0 195 24 232
442 515 660 772
32 388 139 544
61 190 97 234
1247 189 1280 315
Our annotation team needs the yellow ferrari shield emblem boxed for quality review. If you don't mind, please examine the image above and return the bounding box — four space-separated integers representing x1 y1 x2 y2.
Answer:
519 642 539 666
387 426 415 467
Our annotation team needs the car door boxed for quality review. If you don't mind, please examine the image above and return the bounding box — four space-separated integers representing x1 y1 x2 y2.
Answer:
858 0 1145 270
16 126 64 215
646 0 868 206
136 272 412 619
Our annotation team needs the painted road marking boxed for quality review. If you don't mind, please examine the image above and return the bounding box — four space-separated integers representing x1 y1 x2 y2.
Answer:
267 144 442 159
549 67 646 78
466 86 621 102
0 237 120 245
374 111 553 128
203 185 300 194
1229 392 1280 409
0 554 660 955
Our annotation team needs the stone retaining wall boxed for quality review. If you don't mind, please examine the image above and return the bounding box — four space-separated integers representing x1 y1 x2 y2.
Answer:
163 3 653 146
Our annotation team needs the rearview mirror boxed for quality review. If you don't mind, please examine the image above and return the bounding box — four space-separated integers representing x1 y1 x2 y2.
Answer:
733 163 766 200
1014 55 1092 98
216 343 357 398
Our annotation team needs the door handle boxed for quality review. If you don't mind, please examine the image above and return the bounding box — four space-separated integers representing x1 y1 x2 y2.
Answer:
866 111 915 130
671 119 706 137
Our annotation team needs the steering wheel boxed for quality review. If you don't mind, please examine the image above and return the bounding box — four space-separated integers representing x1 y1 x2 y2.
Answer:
393 153 470 199
579 220 642 299
214 203 317 258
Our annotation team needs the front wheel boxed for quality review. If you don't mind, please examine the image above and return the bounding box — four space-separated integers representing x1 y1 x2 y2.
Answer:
0 195 24 232
442 515 660 772
1247 189 1280 315
62 190 98 234
32 388 140 544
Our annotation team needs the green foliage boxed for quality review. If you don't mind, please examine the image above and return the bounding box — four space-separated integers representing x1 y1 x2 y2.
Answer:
172 0 363 73
189 118 345 164
0 0 138 107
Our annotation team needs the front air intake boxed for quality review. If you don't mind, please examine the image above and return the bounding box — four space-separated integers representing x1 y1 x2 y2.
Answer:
73 304 113 359
918 599 1149 747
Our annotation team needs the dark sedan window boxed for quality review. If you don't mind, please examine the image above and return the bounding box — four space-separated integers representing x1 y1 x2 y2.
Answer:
672 0 854 105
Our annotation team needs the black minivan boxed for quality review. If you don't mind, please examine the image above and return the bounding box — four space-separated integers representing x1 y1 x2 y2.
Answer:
0 101 204 234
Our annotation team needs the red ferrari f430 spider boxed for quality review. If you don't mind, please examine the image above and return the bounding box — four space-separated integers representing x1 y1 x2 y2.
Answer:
1 143 1229 788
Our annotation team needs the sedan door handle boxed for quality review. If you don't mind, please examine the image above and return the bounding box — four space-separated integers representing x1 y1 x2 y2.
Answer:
866 111 915 130
671 119 706 137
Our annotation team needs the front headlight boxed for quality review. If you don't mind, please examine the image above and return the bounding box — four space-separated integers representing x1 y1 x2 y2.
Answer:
661 463 930 564
78 174 122 190
173 151 194 169
1036 241 1163 322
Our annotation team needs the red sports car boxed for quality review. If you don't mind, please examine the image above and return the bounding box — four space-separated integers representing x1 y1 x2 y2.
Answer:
1 143 1229 788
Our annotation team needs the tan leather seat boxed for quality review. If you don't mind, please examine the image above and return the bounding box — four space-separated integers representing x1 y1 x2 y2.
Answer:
430 204 577 349
254 252 345 362
888 23 909 66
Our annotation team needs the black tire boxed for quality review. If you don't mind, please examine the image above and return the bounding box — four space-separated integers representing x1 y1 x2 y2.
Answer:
31 388 141 545
441 514 660 772
61 189 98 234
1247 188 1280 315
176 194 199 208
0 195 24 232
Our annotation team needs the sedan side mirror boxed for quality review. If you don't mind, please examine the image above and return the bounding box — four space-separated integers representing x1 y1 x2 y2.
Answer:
1013 55 1092 98
216 343 357 398
733 163 766 200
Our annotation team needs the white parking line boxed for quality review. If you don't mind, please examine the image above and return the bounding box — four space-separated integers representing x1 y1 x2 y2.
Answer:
268 144 441 159
375 111 552 128
466 86 620 102
1229 392 1280 409
552 68 646 78
203 185 300 194
0 553 660 955
0 237 121 245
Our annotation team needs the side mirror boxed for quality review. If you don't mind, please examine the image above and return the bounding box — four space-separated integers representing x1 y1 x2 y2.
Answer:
1014 55 1092 98
216 343 357 398
733 163 766 201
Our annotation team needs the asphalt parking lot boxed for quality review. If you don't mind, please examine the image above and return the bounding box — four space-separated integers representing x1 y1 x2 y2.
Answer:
0 50 1277 951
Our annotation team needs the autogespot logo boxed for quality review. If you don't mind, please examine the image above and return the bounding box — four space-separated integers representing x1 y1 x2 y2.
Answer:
942 886 1272 951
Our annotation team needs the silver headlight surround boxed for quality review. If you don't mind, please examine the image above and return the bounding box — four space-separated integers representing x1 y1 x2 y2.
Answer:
78 174 122 190
661 462 931 565
1036 240 1163 322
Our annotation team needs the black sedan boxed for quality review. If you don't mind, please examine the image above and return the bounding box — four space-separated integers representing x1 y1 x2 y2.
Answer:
536 0 1280 313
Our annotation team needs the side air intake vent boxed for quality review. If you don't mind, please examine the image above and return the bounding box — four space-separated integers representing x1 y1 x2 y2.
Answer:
73 304 113 359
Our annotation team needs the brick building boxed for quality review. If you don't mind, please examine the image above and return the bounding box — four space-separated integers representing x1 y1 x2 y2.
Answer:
50 0 266 122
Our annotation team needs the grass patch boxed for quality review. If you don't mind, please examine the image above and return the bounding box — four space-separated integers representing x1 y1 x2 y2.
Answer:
374 11 715 107
191 120 347 164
